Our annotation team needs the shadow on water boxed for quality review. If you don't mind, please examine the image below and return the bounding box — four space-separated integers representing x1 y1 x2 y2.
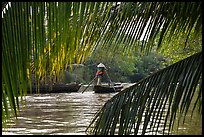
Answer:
2 86 202 135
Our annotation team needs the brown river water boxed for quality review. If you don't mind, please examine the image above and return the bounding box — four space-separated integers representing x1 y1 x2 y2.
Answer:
2 85 202 135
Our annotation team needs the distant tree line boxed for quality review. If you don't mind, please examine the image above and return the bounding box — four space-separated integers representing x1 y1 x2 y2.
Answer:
61 51 165 84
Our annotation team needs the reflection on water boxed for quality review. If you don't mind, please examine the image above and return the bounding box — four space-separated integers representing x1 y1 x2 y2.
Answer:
3 91 117 135
2 89 202 135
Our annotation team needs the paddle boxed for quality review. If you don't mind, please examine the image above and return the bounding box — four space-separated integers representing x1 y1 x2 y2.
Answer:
105 70 117 92
81 76 97 93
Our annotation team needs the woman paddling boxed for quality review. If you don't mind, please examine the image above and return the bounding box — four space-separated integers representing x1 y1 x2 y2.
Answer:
96 63 106 85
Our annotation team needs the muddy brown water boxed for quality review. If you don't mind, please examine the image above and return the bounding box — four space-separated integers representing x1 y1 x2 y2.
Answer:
2 85 202 135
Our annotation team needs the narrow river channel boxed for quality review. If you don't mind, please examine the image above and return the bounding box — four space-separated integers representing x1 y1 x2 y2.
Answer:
2 86 202 135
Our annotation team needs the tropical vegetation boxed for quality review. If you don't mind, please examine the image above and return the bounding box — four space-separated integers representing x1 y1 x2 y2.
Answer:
2 2 202 135
63 51 165 84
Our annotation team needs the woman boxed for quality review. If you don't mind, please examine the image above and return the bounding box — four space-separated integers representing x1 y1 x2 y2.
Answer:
96 63 106 85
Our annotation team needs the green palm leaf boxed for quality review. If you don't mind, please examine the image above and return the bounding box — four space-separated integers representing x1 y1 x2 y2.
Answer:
94 2 201 55
2 2 202 131
86 52 202 135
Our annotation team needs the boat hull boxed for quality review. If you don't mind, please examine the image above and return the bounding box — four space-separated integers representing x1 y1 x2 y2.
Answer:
93 85 123 93
27 83 81 94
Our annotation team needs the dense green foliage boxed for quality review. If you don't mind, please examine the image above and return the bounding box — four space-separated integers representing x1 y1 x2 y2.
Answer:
61 51 165 84
158 31 202 65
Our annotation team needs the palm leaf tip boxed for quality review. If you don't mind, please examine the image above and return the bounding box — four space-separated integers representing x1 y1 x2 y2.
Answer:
86 52 202 135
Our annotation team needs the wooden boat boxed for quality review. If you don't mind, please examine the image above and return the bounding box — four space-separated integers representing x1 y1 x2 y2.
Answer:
93 84 123 93
27 83 81 94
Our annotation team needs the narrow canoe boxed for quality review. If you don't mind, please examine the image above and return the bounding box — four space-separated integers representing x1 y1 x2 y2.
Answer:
27 83 81 94
93 84 123 93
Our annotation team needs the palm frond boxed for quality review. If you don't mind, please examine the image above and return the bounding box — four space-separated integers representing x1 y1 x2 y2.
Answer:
93 2 202 55
2 2 8 10
2 2 202 129
2 2 113 126
86 52 202 135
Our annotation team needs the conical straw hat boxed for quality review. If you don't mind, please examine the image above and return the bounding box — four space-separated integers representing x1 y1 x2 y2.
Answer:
97 63 106 68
